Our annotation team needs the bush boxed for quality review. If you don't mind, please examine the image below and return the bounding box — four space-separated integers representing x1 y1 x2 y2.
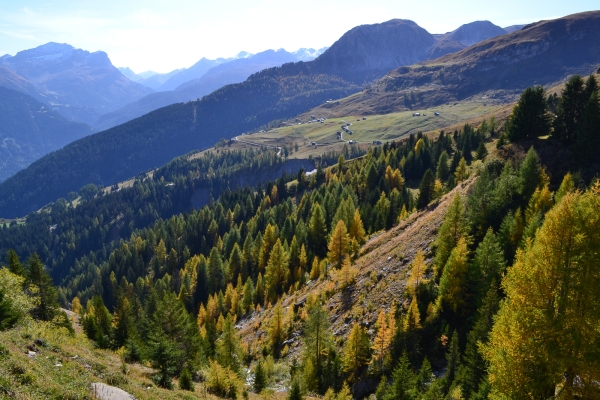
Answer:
205 360 239 398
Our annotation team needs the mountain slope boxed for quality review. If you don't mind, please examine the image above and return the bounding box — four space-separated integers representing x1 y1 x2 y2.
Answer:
0 64 359 217
309 11 600 118
0 43 153 124
0 87 91 182
93 50 299 131
158 57 232 91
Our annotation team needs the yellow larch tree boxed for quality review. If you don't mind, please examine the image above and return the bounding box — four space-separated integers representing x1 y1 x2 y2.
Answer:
342 322 371 379
483 186 600 399
328 219 350 268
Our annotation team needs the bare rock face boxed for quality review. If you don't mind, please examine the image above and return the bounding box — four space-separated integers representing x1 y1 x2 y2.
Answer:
445 20 507 47
90 383 136 400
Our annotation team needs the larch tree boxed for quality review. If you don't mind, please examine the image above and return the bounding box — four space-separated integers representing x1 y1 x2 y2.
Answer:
265 239 290 301
269 300 286 358
483 187 600 399
437 237 470 315
434 193 468 279
342 322 371 379
349 209 366 244
303 302 332 390
371 310 395 373
216 314 243 373
328 220 350 268
407 250 427 297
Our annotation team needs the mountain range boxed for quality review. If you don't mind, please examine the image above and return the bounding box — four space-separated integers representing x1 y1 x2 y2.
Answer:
1 12 598 217
94 49 319 131
0 43 153 125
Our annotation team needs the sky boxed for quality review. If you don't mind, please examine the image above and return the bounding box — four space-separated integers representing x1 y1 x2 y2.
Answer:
0 0 597 74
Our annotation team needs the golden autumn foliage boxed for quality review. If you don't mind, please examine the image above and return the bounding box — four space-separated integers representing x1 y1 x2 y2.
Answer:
371 309 395 372
328 220 350 268
483 185 600 399
342 322 371 379
407 250 427 297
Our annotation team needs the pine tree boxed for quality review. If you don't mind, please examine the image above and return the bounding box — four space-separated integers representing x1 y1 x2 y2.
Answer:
553 75 586 144
342 322 371 379
288 378 303 400
505 86 551 141
309 203 328 258
265 239 290 300
0 287 20 331
576 90 600 164
443 330 460 393
179 365 194 391
228 243 242 282
483 186 600 398
417 169 435 209
208 247 224 294
328 220 350 268
6 249 25 277
254 360 267 393
384 353 414 400
436 151 450 181
26 253 59 321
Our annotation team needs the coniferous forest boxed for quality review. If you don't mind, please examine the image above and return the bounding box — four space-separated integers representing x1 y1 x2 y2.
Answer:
1 76 600 400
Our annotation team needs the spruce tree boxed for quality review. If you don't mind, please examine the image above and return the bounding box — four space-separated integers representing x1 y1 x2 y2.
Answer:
6 249 25 277
26 253 59 321
417 169 435 209
254 360 267 393
505 86 551 142
0 287 20 330
553 75 586 144
576 90 600 164
309 203 328 258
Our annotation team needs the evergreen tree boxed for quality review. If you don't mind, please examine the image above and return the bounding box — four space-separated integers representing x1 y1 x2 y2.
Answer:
553 75 586 144
26 253 59 321
436 151 450 181
288 378 303 400
443 330 460 394
505 86 551 141
519 147 542 203
6 249 25 277
417 169 435 209
475 141 488 161
471 229 506 299
0 287 20 330
217 315 243 373
208 247 225 294
254 360 267 393
179 366 194 391
576 90 600 164
228 243 242 282
309 203 328 258
384 353 414 400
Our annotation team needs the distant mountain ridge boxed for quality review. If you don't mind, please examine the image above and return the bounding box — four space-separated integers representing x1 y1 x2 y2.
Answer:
0 87 91 182
95 49 321 130
0 43 153 124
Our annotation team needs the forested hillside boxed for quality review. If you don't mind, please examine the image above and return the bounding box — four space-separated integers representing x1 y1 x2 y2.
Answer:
1 66 600 399
0 70 359 218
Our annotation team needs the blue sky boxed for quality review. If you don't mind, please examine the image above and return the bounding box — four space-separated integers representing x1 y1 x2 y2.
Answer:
0 0 597 73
